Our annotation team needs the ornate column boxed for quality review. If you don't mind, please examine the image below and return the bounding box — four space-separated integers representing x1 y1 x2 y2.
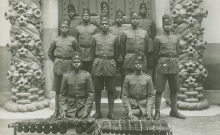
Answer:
4 0 49 112
170 0 209 110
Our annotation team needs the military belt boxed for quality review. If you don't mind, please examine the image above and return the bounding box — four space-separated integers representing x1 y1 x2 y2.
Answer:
160 54 177 58
69 95 87 99
56 56 72 60
80 45 90 48
97 56 114 60
128 95 146 101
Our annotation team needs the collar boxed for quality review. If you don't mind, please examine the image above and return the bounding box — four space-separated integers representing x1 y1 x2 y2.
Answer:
134 70 143 75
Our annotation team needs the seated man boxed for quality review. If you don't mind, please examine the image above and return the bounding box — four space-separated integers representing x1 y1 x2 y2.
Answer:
59 52 94 118
122 54 155 120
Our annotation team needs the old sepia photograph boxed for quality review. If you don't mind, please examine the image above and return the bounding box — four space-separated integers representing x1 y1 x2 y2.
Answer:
0 0 219 135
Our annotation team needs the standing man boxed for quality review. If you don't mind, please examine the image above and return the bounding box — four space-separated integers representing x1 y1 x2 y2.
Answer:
74 8 99 74
153 14 186 120
109 9 128 97
67 4 82 37
91 15 120 119
122 54 155 120
92 1 114 28
120 11 149 76
59 52 94 118
48 18 82 118
139 2 156 83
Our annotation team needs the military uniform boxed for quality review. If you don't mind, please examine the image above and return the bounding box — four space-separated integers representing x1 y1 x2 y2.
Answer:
48 19 82 118
90 16 120 119
59 70 94 118
139 2 156 82
109 10 128 95
67 4 82 37
74 8 99 74
120 11 149 76
122 72 155 120
48 30 82 92
153 14 185 120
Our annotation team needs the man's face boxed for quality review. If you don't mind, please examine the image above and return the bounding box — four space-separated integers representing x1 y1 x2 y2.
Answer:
60 24 69 36
82 13 90 22
71 60 82 70
134 61 143 71
68 10 75 19
130 17 139 27
115 16 123 25
100 21 109 32
140 7 147 16
101 7 109 15
163 24 172 32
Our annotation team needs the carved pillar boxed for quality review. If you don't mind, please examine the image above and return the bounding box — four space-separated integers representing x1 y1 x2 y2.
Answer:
4 0 49 112
41 0 59 99
170 0 209 110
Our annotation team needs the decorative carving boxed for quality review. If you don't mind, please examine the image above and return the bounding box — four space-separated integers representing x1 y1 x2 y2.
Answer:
170 0 209 110
4 0 49 112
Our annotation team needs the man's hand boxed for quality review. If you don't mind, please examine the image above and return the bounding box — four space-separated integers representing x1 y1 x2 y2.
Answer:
146 113 152 120
60 110 66 118
81 111 88 119
128 111 133 119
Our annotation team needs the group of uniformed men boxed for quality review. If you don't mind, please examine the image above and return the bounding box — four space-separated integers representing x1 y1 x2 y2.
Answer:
48 1 186 121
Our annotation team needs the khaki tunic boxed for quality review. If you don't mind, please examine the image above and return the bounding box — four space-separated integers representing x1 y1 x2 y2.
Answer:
59 70 94 118
74 23 99 61
109 24 129 62
154 33 181 74
122 72 155 115
47 36 82 75
90 32 120 76
120 28 149 70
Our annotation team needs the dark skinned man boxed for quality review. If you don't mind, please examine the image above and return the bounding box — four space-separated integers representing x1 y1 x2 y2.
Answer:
48 18 82 118
74 8 99 74
91 15 120 119
139 2 156 84
120 11 149 77
153 14 186 120
59 52 94 118
122 54 155 120
109 9 128 98
67 4 82 37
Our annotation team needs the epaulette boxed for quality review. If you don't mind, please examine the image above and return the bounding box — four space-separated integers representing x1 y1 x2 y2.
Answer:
126 73 134 77
143 73 151 78
82 70 89 74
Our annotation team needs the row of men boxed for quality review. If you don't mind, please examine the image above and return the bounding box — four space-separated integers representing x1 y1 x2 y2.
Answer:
47 2 186 120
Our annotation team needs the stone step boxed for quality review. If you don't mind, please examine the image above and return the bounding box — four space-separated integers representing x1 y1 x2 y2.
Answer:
50 96 167 110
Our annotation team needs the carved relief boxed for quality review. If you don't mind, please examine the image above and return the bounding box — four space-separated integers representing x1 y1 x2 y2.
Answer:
4 0 49 112
170 0 209 110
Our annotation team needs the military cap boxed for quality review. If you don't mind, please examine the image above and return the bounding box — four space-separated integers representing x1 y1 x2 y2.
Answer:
130 11 140 19
100 15 109 23
71 52 82 62
61 18 71 26
100 1 109 9
162 14 172 25
140 2 147 9
82 8 90 15
67 4 75 12
115 9 123 17
134 54 144 63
